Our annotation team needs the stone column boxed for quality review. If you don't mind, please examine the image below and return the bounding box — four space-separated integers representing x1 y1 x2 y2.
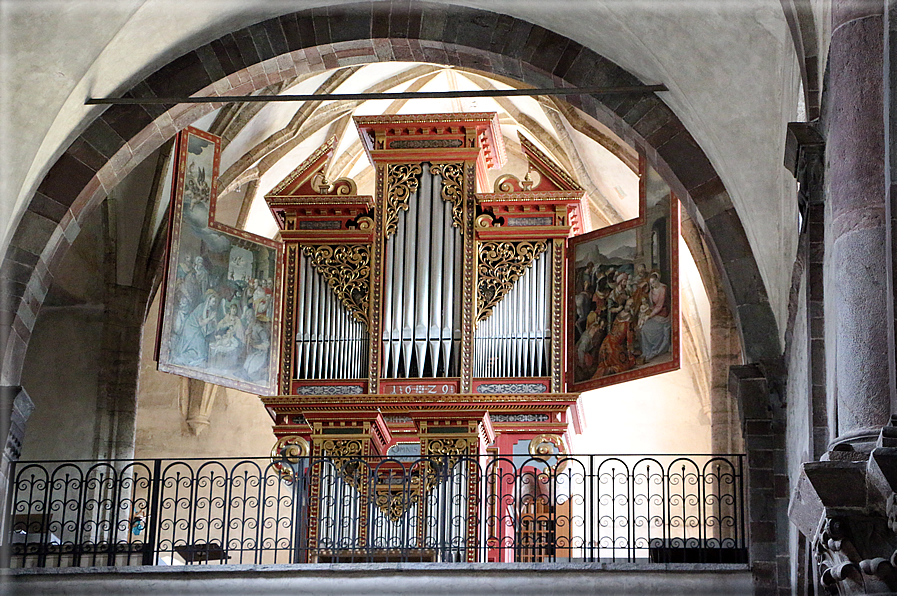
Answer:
826 1 890 446
1 385 34 564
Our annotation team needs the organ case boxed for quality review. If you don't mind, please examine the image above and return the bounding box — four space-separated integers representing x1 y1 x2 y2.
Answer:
262 112 589 563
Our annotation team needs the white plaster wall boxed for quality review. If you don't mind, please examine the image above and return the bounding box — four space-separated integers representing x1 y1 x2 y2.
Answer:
574 364 712 455
2 0 802 344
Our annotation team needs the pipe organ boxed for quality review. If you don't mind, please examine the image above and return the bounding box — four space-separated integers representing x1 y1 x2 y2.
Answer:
263 113 588 562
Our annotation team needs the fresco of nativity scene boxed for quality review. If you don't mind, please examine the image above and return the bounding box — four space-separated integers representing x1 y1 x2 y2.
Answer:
569 164 680 391
157 128 282 395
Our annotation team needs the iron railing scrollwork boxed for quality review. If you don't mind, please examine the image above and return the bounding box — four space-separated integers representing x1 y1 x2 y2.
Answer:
4 454 746 567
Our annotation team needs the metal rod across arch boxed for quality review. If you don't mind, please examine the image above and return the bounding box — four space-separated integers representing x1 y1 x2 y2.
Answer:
85 85 667 105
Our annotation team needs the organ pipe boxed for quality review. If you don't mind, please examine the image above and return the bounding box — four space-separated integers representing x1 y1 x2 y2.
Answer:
295 253 369 380
473 250 551 378
383 164 461 378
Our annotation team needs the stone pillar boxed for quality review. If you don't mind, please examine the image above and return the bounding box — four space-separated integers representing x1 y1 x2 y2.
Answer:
710 288 743 454
0 386 34 564
886 0 897 415
786 121 828 459
92 284 148 461
786 7 897 595
825 1 889 446
730 365 789 595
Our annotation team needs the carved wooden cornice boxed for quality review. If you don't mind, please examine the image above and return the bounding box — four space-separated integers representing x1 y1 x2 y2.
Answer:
301 244 370 326
517 132 583 192
267 136 337 197
476 240 549 322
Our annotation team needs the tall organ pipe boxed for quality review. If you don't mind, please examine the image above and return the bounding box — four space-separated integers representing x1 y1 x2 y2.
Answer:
383 163 461 378
295 252 368 380
473 250 551 378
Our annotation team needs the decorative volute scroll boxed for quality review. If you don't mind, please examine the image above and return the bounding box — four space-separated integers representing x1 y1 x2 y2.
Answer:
384 163 422 237
528 433 569 473
430 163 465 228
477 240 549 322
269 435 310 481
310 171 358 196
493 171 536 193
300 244 371 326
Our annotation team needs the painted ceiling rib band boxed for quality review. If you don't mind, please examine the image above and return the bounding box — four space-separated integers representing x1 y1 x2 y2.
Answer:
85 84 667 105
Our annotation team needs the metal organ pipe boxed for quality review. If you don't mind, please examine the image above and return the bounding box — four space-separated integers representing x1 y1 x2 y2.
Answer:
383 164 461 378
473 250 551 378
295 252 368 380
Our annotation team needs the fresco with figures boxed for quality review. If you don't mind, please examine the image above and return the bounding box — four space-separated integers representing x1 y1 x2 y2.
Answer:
158 127 282 395
568 162 679 391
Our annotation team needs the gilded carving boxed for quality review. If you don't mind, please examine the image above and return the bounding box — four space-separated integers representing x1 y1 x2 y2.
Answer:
426 437 469 458
374 485 419 522
551 240 564 392
423 437 471 491
430 163 465 228
529 433 568 473
281 244 299 394
368 165 386 394
311 171 358 196
301 244 370 327
384 164 422 237
493 171 535 193
460 162 477 393
322 438 365 489
270 435 310 481
477 240 549 322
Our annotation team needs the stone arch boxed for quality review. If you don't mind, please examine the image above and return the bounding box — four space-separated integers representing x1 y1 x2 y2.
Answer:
0 1 779 387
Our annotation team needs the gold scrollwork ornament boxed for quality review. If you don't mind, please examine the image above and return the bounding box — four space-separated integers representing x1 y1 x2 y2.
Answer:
374 477 421 522
385 164 422 237
477 240 549 322
322 439 365 489
529 433 568 473
270 435 310 482
424 438 470 490
301 244 370 326
430 163 465 228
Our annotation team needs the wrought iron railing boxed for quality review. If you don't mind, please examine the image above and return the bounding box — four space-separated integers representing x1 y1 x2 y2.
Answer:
4 454 746 568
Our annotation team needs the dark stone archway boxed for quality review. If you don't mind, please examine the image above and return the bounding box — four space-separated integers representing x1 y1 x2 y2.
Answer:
0 1 779 385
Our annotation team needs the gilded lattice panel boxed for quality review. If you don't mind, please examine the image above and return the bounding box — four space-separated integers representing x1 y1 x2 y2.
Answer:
301 244 371 327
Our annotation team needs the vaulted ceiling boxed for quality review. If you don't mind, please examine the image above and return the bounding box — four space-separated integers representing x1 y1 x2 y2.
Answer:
3 0 803 341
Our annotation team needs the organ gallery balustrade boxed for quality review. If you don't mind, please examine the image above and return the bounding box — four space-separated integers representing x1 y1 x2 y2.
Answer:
3 453 746 568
